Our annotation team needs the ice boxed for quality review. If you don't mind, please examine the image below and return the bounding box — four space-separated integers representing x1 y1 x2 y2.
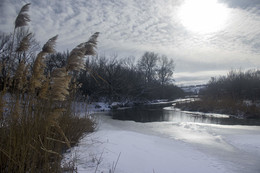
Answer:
62 113 260 173
164 106 230 118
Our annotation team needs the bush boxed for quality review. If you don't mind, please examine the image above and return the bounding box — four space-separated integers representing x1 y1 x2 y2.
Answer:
202 69 260 100
175 98 260 119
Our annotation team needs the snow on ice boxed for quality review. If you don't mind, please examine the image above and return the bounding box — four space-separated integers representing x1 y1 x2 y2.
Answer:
63 112 260 173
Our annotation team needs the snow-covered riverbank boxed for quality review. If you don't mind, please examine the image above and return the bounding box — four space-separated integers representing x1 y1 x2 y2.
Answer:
63 112 260 173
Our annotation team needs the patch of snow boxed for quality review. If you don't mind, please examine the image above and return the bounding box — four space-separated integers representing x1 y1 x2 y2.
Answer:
63 125 230 173
243 100 253 106
224 134 260 156
63 113 260 173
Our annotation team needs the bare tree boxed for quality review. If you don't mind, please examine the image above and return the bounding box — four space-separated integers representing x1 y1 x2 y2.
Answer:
0 28 40 90
157 55 175 85
15 28 40 64
45 51 68 74
138 52 158 84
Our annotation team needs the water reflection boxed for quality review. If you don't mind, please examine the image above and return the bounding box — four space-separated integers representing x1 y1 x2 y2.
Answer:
110 105 260 125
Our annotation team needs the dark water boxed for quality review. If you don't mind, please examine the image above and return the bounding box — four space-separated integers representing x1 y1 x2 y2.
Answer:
110 104 260 125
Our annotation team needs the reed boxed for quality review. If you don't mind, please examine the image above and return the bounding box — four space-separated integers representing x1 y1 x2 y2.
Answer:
0 3 98 172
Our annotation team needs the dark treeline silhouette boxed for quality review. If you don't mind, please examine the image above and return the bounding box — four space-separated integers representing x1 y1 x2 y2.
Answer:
176 69 260 119
78 52 184 101
202 69 260 100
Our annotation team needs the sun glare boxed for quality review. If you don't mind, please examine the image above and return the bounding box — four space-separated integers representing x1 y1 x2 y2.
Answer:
178 0 229 34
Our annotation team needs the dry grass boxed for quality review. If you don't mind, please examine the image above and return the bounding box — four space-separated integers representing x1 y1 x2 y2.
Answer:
0 3 98 172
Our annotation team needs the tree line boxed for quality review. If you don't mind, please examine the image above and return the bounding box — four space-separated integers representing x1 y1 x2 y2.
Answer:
79 52 184 101
176 69 260 119
201 69 260 101
0 30 184 102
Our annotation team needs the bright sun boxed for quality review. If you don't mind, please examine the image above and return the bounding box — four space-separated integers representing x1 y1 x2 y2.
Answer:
178 0 229 34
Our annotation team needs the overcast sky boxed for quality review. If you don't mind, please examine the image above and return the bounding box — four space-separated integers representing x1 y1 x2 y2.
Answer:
1 0 260 85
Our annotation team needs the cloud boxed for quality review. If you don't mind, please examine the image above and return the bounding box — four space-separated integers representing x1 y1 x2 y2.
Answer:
0 0 259 85
218 0 260 12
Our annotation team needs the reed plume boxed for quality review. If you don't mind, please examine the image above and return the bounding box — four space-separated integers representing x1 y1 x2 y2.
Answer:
51 68 71 101
30 35 58 91
42 35 58 54
10 3 31 64
15 3 31 29
66 32 99 71
16 33 32 52
85 32 99 55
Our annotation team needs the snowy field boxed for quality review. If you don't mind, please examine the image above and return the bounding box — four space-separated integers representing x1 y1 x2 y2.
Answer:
63 110 260 173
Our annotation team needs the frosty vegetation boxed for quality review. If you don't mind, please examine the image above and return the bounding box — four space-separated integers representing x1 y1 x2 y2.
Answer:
0 4 97 172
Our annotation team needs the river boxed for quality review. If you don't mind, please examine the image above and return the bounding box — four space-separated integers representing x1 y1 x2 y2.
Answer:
68 101 260 172
102 102 260 173
109 103 260 125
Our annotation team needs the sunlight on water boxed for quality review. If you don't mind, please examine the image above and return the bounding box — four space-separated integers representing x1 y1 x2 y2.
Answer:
111 104 260 125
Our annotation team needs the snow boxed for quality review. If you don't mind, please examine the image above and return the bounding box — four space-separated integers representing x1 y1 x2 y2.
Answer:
62 112 260 173
164 106 230 118
72 101 111 115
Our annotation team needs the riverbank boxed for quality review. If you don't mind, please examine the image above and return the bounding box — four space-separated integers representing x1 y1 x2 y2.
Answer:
72 99 177 115
175 98 260 119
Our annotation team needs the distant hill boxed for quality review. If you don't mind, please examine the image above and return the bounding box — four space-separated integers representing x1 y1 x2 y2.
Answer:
180 84 206 94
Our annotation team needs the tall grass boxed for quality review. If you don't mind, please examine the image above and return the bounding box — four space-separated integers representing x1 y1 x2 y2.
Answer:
0 4 98 172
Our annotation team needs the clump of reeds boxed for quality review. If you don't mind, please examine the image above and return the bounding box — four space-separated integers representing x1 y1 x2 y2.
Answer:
0 3 98 172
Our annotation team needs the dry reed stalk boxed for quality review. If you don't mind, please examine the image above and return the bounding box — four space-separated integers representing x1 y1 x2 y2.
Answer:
0 94 4 120
51 68 71 101
0 3 99 172
12 99 21 121
53 122 71 148
48 108 65 123
14 60 28 91
0 148 18 166
38 73 50 99
16 33 32 52
38 135 62 158
47 107 71 148
30 52 46 90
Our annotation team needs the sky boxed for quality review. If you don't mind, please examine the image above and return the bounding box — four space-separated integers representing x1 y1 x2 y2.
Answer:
0 0 260 86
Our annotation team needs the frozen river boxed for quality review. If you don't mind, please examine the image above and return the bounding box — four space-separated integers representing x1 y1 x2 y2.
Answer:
63 103 260 173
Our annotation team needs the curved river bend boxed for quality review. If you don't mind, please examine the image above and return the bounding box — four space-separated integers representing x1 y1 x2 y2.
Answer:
99 102 260 173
